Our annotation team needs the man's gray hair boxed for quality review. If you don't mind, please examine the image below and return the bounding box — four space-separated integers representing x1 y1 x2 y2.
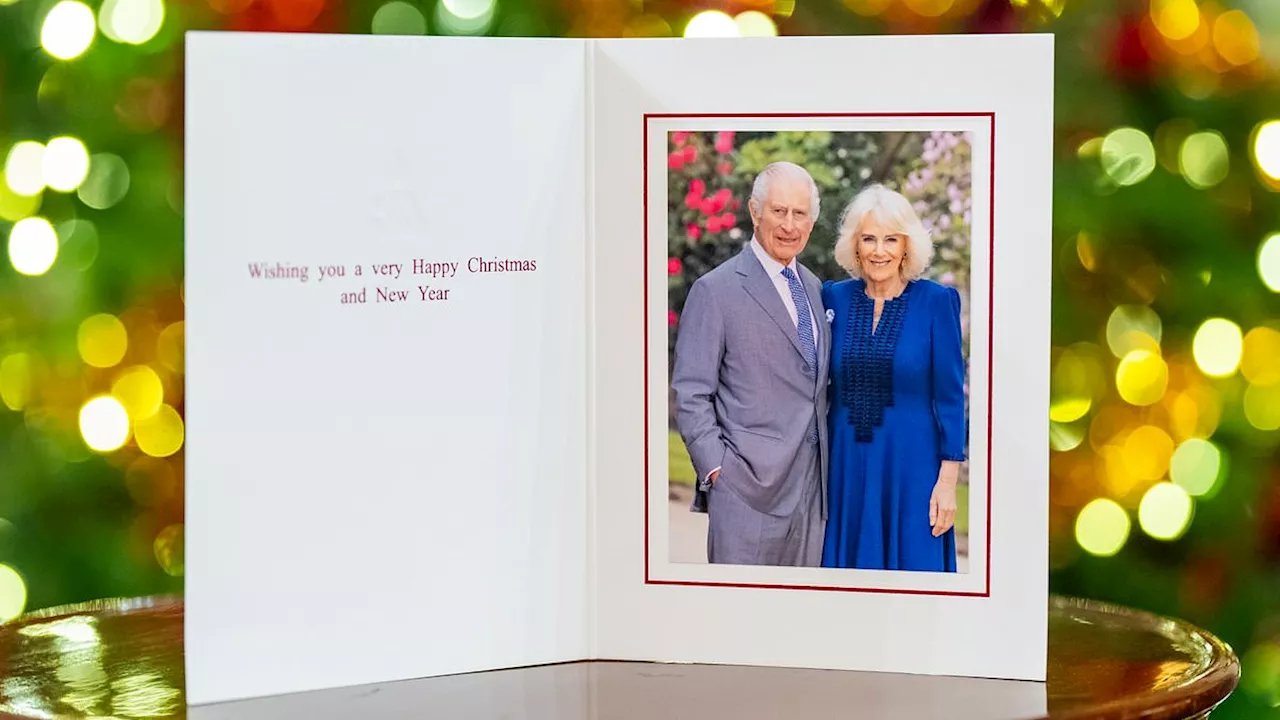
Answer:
749 161 820 219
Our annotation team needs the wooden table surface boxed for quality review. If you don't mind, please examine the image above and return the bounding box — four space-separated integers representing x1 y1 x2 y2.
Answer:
0 595 1240 719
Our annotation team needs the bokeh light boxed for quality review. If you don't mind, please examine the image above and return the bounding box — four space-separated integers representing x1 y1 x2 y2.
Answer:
1075 498 1130 557
1100 128 1156 186
1151 0 1200 41
5 142 48 197
1241 326 1280 385
372 1 427 34
435 0 495 34
1258 233 1280 291
98 0 165 45
0 182 41 222
734 11 776 36
7 217 59 276
41 136 90 192
1116 350 1169 406
0 354 33 412
1244 383 1280 430
1212 10 1260 66
903 0 952 17
843 0 891 15
154 524 184 576
77 154 130 210
79 395 130 452
40 1 97 60
156 322 184 374
1050 420 1086 452
1051 347 1098 423
1122 425 1175 481
111 366 164 420
685 10 737 36
1179 131 1229 189
1105 304 1162 358
1170 438 1222 497
1138 482 1193 541
134 404 183 457
1240 642 1280 708
0 565 26 622
1254 121 1280 182
77 314 128 368
1192 318 1243 377
57 218 100 272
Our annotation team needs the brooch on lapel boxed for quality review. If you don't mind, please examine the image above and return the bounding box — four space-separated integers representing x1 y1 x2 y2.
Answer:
825 309 835 323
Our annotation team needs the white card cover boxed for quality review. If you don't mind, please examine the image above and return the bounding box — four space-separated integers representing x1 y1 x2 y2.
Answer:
184 31 1053 705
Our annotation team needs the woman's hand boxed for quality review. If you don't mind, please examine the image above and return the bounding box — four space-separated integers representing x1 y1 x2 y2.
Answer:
930 461 961 537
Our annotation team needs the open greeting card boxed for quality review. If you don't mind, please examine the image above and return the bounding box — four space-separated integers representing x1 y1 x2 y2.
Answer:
183 31 1053 706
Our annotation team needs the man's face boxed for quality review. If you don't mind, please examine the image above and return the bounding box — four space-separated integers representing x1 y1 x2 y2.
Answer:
750 177 814 265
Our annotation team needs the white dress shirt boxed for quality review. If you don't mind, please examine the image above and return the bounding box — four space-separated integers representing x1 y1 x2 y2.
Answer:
705 238 820 484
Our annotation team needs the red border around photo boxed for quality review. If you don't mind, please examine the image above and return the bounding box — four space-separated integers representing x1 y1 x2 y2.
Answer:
643 112 996 598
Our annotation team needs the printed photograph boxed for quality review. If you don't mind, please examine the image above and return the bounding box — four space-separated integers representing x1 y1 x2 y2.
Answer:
665 128 975 574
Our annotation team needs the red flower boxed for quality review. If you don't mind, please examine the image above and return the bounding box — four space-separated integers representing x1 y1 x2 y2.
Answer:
706 216 723 233
687 223 701 241
717 161 733 175
720 212 736 228
690 178 706 196
682 145 697 164
668 309 678 326
668 257 682 275
700 197 717 214
671 131 690 147
684 191 701 209
732 199 741 209
714 131 735 154
710 188 732 214
668 151 684 170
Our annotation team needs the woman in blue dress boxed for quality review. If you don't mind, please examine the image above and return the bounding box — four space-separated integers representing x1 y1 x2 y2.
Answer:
820 184 967 572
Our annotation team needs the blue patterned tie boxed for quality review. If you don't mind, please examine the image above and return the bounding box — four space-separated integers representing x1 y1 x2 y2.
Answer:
781 267 819 444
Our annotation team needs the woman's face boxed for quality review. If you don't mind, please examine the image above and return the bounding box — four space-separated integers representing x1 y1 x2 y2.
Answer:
856 214 907 284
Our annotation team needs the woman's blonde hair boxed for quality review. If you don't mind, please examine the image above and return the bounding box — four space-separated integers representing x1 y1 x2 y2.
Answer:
832 183 933 280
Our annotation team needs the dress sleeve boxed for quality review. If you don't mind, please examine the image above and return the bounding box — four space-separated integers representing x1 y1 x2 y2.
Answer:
932 284 967 462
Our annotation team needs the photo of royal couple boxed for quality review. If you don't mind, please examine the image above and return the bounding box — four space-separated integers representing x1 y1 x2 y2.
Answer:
666 129 975 574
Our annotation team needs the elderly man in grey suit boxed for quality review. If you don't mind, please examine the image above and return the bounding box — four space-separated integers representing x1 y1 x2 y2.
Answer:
672 161 830 567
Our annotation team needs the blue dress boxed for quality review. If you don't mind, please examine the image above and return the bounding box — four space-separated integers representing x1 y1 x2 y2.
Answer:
820 278 967 572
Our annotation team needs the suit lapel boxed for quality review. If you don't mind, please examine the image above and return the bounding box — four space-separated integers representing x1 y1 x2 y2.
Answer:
736 246 805 361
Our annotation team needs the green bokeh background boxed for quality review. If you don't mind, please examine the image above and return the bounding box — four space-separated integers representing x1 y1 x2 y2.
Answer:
3 0 1280 715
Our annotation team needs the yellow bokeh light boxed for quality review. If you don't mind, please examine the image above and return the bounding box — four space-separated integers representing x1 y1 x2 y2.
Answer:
684 10 738 36
1051 348 1095 423
1138 481 1193 541
1257 233 1280 292
156 321 184 374
99 0 165 44
1212 10 1260 66
1192 318 1243 377
1077 137 1103 159
5 141 47 197
1075 498 1130 557
1101 127 1157 186
1253 121 1280 182
1242 326 1280 386
1168 386 1222 441
154 524 184 576
1050 420 1086 452
41 136 89 192
903 0 953 17
134 404 183 457
1244 383 1280 431
79 394 130 452
1116 350 1169 406
1122 425 1175 481
1151 0 1200 41
0 565 26 622
0 181 41 222
78 314 128 368
111 365 163 420
41 1 96 60
1179 131 1229 189
1170 438 1222 497
734 11 776 36
1106 304 1162 358
1075 231 1099 271
7 217 58 276
0 353 33 412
